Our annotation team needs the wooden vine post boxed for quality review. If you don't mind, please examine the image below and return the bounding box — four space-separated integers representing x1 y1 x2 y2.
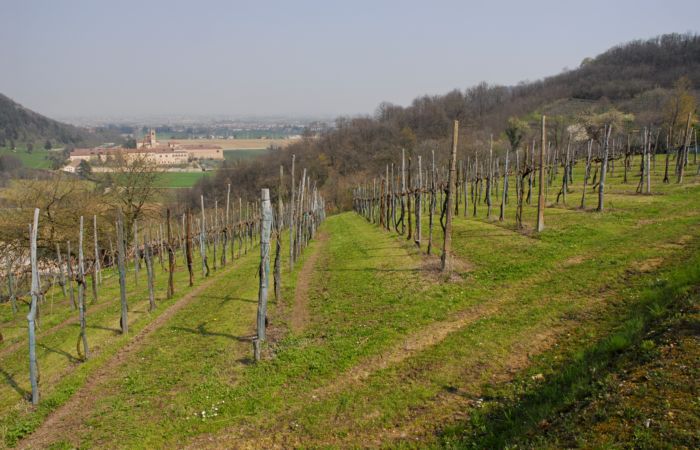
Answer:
646 130 652 193
185 209 194 286
200 195 209 277
27 208 40 405
66 241 76 309
427 150 435 255
166 208 175 299
415 155 422 247
536 115 546 232
441 120 458 272
597 124 613 212
499 149 509 221
55 243 67 298
6 255 17 314
77 216 89 360
289 155 295 271
677 112 692 184
133 221 139 285
254 188 273 361
90 216 99 304
223 184 230 267
274 166 283 302
93 215 101 285
116 210 129 334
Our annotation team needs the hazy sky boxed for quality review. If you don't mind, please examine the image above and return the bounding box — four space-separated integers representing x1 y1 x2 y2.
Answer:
1 0 697 120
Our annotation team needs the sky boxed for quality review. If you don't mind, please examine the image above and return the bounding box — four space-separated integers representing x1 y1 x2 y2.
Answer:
1 0 698 121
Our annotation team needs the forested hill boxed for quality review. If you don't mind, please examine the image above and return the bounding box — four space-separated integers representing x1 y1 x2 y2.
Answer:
0 93 114 148
184 32 700 211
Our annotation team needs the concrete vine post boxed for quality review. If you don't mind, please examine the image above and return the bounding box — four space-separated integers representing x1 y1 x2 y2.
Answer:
441 120 458 272
116 210 129 334
536 115 546 232
27 208 40 405
255 188 273 360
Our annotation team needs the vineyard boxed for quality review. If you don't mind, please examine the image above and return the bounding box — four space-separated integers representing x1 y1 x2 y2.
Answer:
0 112 699 448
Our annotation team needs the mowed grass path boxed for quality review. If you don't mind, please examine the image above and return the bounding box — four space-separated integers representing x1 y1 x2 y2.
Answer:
7 159 700 448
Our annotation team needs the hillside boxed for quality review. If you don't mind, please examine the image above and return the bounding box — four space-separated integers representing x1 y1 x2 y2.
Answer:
185 32 700 210
2 155 699 448
0 93 116 149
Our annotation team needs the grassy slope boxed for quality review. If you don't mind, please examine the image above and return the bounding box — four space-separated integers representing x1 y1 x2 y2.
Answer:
153 172 212 189
2 157 699 448
0 239 261 446
0 146 55 169
524 283 699 449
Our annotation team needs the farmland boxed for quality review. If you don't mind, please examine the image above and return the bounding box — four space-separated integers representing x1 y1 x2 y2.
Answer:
153 172 212 189
163 138 294 150
2 154 698 448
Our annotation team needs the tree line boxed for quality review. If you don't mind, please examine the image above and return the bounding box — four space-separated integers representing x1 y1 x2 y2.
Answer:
186 34 700 212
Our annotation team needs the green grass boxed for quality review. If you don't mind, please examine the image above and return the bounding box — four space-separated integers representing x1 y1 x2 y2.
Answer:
2 156 700 448
0 146 57 169
0 237 259 446
438 247 700 449
223 148 271 161
153 171 212 188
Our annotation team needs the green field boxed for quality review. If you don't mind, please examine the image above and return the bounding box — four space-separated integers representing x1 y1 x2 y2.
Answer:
153 171 212 188
1 157 699 448
0 146 57 169
223 148 271 160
